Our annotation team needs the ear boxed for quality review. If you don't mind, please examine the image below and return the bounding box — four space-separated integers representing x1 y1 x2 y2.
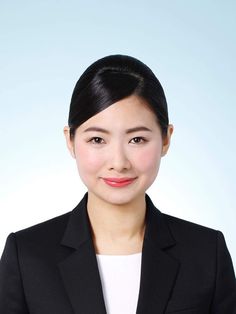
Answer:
161 124 174 157
63 126 76 159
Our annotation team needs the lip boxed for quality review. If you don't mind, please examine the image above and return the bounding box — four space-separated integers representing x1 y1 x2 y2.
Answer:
102 177 137 187
103 177 136 183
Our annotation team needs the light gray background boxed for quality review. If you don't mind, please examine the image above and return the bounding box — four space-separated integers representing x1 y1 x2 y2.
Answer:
0 1 235 268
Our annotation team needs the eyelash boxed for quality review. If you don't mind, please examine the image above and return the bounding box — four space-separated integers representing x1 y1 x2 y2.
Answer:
88 137 147 145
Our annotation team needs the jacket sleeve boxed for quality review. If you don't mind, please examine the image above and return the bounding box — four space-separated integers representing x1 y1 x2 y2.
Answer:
211 231 236 313
0 233 29 314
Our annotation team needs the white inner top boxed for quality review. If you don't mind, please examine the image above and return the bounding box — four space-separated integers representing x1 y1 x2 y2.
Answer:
96 252 142 314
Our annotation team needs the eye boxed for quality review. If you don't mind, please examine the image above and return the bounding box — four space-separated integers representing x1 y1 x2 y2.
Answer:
88 137 105 144
129 137 147 144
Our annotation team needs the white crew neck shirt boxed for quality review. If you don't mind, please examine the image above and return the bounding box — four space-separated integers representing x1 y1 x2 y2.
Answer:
96 252 142 314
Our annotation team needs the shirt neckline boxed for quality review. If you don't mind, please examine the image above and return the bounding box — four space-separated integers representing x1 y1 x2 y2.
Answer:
96 252 142 257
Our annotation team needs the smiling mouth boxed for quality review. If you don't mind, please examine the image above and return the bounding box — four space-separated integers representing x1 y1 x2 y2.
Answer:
102 177 137 187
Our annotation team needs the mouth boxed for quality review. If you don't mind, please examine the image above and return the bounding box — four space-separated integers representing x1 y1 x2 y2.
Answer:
102 177 137 187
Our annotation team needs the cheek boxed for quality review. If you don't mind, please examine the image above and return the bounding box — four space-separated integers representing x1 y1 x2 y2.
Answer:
134 145 162 173
75 146 104 174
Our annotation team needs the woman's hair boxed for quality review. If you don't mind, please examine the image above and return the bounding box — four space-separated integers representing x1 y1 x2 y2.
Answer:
68 54 169 140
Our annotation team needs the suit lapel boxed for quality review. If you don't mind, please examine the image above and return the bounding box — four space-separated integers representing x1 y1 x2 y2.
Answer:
58 193 180 314
136 194 180 313
58 194 107 314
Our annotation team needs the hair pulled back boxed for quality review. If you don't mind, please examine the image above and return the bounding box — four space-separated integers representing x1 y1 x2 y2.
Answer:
68 55 169 140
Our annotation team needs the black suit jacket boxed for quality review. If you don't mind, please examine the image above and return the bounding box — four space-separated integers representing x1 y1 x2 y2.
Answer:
0 193 236 314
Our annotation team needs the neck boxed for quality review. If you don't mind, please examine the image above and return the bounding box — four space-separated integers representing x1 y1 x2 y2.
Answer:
86 192 147 254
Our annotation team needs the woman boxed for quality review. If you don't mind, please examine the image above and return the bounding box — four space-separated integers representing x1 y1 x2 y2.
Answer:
0 55 235 314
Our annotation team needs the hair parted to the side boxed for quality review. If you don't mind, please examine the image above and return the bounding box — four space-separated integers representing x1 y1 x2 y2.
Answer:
68 54 169 140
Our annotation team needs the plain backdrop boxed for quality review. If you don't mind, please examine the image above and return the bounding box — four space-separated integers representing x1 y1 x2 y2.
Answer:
0 1 235 268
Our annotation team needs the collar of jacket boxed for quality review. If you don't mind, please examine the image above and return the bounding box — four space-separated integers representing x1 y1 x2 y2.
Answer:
58 192 180 314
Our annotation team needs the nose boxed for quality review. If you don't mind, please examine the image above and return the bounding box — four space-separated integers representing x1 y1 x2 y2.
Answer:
108 143 131 172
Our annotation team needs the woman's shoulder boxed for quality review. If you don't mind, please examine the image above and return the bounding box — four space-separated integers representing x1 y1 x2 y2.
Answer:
161 211 222 247
163 212 217 232
14 211 72 243
146 194 221 243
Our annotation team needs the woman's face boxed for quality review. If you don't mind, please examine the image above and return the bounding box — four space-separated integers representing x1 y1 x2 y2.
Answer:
64 95 173 206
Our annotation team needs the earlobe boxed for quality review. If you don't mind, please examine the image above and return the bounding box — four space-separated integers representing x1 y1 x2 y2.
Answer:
161 144 169 157
63 126 76 159
161 124 174 157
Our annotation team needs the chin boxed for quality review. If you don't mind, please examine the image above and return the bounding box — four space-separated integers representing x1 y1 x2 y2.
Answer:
92 188 145 206
105 195 135 206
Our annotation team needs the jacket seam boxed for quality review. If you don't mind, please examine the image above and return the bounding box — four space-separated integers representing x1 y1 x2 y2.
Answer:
12 232 30 312
209 230 220 312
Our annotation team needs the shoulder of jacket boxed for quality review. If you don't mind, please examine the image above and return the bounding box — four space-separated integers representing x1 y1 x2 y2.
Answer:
14 211 72 242
161 212 219 244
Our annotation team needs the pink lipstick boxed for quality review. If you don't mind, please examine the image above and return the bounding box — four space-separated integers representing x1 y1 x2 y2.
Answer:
102 177 137 187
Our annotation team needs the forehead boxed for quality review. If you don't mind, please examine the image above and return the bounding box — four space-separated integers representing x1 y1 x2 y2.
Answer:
78 95 158 131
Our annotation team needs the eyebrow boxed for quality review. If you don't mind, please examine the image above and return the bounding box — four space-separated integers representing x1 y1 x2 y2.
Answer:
83 126 152 134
